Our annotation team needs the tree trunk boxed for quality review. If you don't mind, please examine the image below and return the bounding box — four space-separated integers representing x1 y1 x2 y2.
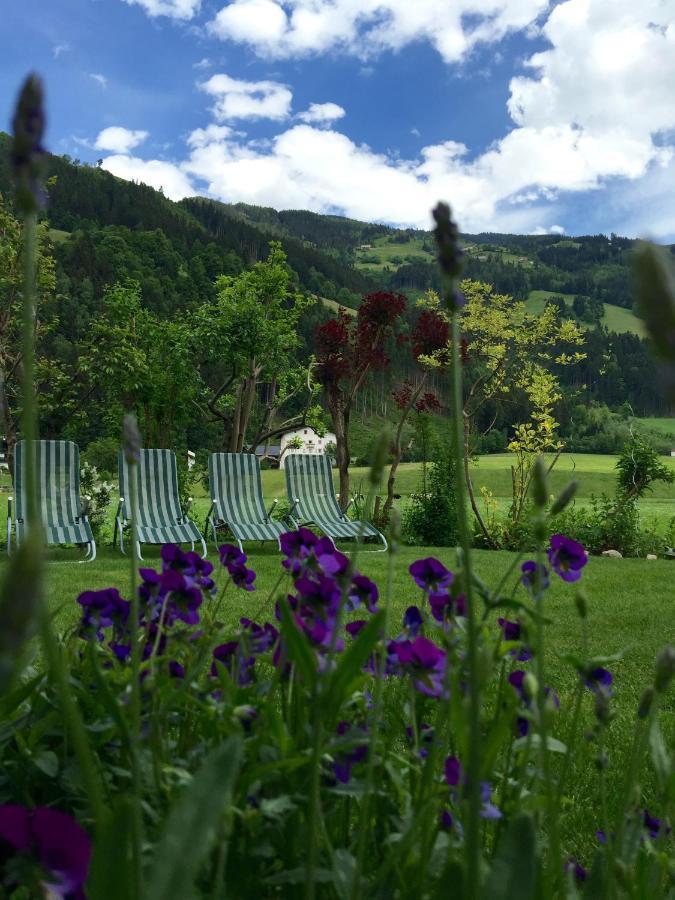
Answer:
329 398 350 508
382 378 426 524
463 412 500 549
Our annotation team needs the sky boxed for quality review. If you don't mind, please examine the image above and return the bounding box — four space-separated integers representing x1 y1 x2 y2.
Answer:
2 0 675 238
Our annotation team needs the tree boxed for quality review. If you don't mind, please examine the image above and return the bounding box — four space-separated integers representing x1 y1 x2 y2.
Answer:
380 304 449 524
420 281 585 547
191 242 316 452
0 193 57 465
315 291 407 505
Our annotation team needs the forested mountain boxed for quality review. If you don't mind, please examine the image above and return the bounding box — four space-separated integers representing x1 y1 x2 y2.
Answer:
0 133 672 461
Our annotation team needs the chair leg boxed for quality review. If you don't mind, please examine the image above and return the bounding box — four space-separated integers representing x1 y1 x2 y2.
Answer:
118 519 126 555
6 520 11 556
136 541 143 561
200 536 207 558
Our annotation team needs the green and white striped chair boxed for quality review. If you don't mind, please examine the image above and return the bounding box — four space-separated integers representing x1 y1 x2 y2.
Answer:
7 440 96 561
284 453 387 551
206 452 287 551
115 449 206 558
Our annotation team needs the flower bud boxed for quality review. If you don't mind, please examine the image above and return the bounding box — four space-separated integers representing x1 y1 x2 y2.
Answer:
432 202 464 290
11 74 47 215
654 646 675 693
523 672 538 702
637 686 654 719
123 413 141 465
531 457 548 510
369 427 390 487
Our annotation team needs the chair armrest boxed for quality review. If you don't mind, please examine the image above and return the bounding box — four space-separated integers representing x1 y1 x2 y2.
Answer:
116 496 126 521
288 498 300 519
266 498 278 522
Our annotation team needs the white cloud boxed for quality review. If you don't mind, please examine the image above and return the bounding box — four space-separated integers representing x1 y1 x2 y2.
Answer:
297 102 345 124
95 127 150 153
121 0 201 19
200 73 292 120
89 73 108 88
53 43 70 59
208 0 550 63
193 57 212 69
101 155 196 200
102 0 675 239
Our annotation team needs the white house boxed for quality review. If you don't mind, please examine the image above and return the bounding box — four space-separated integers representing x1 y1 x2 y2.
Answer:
279 427 337 469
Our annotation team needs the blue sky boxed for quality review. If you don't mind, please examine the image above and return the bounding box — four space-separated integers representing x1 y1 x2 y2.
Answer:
3 0 675 238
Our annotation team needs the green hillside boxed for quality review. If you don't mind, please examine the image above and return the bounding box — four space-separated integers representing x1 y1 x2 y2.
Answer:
526 290 644 335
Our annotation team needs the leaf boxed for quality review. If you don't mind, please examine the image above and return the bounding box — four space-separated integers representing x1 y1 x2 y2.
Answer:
325 611 384 711
86 799 134 900
484 812 537 900
0 532 43 695
146 736 243 900
649 719 672 789
278 599 317 687
33 750 59 777
513 734 568 754
332 848 358 900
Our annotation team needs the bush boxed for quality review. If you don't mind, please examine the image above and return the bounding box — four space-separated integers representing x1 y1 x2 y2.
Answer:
403 438 459 545
82 437 119 481
79 461 114 541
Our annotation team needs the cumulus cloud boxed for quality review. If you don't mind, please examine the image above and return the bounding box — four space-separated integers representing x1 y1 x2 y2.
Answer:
95 127 150 153
297 102 346 124
90 73 108 88
200 73 293 120
101 155 196 200
121 0 201 19
101 0 675 238
208 0 550 63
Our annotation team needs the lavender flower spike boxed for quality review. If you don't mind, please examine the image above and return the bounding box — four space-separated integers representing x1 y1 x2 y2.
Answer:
11 74 47 214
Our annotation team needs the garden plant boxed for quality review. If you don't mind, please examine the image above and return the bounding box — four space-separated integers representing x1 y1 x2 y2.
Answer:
0 74 674 900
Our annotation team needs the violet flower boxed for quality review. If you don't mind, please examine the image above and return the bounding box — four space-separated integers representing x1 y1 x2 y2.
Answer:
548 534 588 583
409 557 454 593
347 574 379 613
497 618 532 662
0 804 91 898
520 560 550 593
389 636 446 697
402 605 423 637
77 588 130 641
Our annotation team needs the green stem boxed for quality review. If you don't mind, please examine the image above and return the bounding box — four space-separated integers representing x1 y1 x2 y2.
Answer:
449 308 481 896
128 464 144 897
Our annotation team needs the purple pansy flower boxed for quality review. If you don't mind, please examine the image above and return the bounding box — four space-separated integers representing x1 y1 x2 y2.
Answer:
643 809 671 840
346 620 367 638
520 560 550 593
240 618 279 654
211 641 255 685
409 558 454 593
564 858 587 883
429 591 466 623
497 618 532 662
583 667 613 694
218 544 247 568
347 574 379 613
547 534 588 583
389 636 446 697
444 757 501 819
402 605 423 637
77 588 130 641
0 805 92 898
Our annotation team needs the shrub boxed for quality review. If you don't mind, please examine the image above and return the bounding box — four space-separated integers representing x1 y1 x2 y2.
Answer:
79 461 114 541
82 437 119 480
403 438 459 545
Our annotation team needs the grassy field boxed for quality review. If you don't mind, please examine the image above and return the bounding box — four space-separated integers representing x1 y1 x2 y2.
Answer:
637 416 675 440
526 290 645 336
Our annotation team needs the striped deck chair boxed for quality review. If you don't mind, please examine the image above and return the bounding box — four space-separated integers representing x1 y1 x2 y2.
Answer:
7 440 96 561
114 449 206 558
206 452 287 551
284 453 387 551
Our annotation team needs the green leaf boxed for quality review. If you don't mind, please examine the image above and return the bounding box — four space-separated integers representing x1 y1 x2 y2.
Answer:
649 718 672 789
325 611 384 711
0 532 42 695
87 799 134 900
513 734 568 754
33 750 59 777
484 812 537 900
278 599 317 686
146 736 243 900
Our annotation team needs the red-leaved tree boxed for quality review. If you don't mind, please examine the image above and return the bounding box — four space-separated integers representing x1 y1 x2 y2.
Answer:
315 292 407 506
380 308 449 523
